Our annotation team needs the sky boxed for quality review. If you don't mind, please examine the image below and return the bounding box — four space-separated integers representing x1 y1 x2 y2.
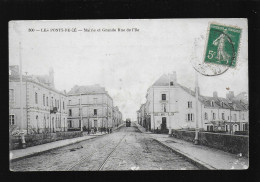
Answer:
9 19 248 121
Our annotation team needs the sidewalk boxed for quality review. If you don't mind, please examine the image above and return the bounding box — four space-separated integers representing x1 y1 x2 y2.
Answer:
135 122 249 170
10 132 106 162
10 124 125 162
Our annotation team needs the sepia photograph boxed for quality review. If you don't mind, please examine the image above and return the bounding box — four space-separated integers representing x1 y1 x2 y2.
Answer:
9 19 248 171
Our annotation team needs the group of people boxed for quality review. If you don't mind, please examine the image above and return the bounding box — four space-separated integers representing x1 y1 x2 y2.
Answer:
83 126 113 135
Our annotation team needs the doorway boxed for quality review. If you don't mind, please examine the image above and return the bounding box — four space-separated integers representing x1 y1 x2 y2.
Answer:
161 117 167 131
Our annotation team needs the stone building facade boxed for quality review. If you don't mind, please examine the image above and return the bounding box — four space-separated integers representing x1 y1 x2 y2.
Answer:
138 72 249 134
9 66 68 134
113 106 123 127
67 85 122 130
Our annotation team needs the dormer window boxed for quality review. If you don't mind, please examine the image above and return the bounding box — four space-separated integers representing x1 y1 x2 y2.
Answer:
170 81 173 86
211 100 214 107
221 101 224 107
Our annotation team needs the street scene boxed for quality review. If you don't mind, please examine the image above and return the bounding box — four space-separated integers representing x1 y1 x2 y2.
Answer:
10 123 199 171
9 19 248 170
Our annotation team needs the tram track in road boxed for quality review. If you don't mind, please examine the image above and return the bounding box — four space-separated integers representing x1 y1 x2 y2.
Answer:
97 130 129 171
66 127 128 171
65 141 111 171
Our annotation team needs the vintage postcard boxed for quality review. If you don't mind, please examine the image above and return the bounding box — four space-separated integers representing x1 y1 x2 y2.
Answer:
9 19 248 171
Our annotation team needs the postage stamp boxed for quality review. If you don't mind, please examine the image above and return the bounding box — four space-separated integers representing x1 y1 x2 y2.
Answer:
204 23 242 67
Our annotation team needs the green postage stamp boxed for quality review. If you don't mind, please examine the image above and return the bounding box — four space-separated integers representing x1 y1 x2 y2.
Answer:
204 23 242 67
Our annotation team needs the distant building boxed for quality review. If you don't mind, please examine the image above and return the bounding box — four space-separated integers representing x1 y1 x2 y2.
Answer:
113 106 123 127
9 66 67 134
67 85 122 130
138 72 248 134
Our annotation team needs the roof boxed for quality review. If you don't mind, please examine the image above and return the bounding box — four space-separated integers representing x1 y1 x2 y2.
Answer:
33 75 51 85
178 84 248 111
67 84 108 95
9 74 66 96
152 74 177 86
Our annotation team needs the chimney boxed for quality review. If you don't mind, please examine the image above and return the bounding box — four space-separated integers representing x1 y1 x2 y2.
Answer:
226 91 234 100
213 91 218 98
9 65 20 76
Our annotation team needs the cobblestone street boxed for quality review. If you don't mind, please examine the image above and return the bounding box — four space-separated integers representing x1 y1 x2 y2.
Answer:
10 124 199 171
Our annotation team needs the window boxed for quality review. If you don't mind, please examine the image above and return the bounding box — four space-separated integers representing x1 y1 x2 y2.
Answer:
35 92 38 104
79 108 81 116
213 113 216 120
188 101 192 108
205 113 208 120
51 97 53 107
69 109 72 116
94 109 97 115
242 113 245 120
46 97 48 106
57 100 59 109
225 125 228 132
228 116 229 120
63 101 65 110
9 89 14 103
222 113 225 120
43 94 45 106
9 115 14 125
234 114 237 121
162 94 166 100
211 101 214 107
170 81 173 86
207 125 213 131
79 99 80 104
188 113 193 121
69 100 71 105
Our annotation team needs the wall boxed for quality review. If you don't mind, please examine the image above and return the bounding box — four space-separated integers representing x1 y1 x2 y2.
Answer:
171 129 249 157
10 131 83 150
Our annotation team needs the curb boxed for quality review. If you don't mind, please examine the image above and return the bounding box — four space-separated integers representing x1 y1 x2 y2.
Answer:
112 124 124 132
152 138 216 170
10 135 101 162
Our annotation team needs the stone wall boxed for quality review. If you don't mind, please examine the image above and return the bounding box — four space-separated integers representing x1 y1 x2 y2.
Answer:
171 129 249 157
10 131 83 150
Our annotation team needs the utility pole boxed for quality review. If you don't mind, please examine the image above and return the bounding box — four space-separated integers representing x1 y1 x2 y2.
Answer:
25 72 28 135
153 88 155 132
194 71 199 145
19 42 26 148
168 73 171 136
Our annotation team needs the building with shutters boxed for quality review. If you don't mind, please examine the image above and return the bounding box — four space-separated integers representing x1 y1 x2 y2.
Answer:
138 71 248 134
67 85 122 131
9 66 68 134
